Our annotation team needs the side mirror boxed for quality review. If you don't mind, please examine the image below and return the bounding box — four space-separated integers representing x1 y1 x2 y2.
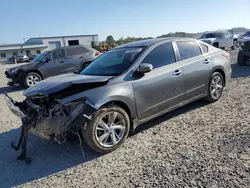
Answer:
136 63 153 73
45 56 51 63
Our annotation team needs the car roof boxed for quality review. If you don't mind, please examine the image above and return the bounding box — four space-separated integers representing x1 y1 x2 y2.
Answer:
204 32 216 34
54 45 93 51
113 37 197 49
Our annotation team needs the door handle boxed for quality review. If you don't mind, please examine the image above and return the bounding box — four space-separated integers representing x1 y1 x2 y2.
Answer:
173 69 182 76
204 59 210 64
60 61 64 63
79 56 84 59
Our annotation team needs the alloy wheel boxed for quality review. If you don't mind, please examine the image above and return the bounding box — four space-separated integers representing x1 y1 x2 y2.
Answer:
210 75 223 100
26 74 41 87
95 111 126 148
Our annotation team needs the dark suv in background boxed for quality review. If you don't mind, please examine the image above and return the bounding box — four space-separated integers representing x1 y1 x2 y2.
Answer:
5 45 101 88
237 39 250 66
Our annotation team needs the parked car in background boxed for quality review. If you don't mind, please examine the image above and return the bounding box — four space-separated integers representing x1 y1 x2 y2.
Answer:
237 31 250 45
237 38 250 66
5 45 101 88
199 29 236 50
4 38 232 161
16 55 29 63
27 53 39 61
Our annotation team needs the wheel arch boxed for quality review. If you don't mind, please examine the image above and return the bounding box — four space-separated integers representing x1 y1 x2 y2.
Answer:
23 69 44 79
93 96 136 118
98 100 135 134
212 67 226 87
100 100 132 118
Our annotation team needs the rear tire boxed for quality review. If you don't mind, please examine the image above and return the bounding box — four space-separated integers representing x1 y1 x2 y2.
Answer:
23 72 42 88
82 105 130 154
237 50 247 66
205 72 224 102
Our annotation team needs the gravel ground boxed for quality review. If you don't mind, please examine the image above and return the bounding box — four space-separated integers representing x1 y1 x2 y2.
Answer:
1 50 250 188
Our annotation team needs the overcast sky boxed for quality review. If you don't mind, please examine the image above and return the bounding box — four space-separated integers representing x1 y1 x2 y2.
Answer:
0 0 250 43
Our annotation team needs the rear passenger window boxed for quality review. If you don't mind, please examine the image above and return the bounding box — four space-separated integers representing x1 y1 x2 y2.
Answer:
53 49 65 59
79 47 90 53
176 41 202 60
66 47 79 56
200 43 208 53
142 43 176 69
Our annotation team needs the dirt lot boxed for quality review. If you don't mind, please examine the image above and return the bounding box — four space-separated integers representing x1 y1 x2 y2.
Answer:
1 50 250 188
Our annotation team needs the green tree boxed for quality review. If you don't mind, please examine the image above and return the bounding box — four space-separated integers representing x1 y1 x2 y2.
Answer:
106 35 115 46
91 42 97 49
157 32 196 38
117 37 125 45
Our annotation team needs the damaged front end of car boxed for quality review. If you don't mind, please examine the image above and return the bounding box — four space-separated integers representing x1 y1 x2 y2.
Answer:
5 93 98 164
5 93 97 164
4 74 111 164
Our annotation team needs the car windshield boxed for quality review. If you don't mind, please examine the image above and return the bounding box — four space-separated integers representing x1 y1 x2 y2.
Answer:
200 33 216 39
243 31 250 36
32 51 51 62
80 47 144 76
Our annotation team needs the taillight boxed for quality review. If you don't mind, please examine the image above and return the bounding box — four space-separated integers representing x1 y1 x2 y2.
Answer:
95 51 101 56
222 52 230 59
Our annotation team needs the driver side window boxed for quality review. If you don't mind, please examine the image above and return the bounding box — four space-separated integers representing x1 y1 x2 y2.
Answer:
141 42 176 69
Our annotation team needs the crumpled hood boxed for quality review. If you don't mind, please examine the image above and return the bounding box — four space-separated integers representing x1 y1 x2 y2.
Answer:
8 61 40 73
7 64 26 73
23 73 111 97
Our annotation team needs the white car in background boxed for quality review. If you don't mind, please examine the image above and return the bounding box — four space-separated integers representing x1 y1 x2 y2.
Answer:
199 29 236 50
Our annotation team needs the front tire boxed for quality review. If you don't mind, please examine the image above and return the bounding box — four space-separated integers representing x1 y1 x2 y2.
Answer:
23 72 42 88
237 50 247 66
82 105 130 154
205 72 224 102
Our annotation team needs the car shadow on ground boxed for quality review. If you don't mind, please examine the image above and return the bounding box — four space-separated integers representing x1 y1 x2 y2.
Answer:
0 128 100 188
0 85 23 95
0 99 210 188
231 63 250 78
133 99 209 135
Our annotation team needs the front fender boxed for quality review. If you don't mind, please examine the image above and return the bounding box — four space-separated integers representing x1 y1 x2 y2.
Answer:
58 82 137 118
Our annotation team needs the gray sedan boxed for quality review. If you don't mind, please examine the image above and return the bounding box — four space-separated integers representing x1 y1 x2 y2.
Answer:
5 38 232 161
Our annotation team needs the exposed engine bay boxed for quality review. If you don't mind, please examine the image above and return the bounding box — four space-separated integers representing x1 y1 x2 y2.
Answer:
4 78 109 164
